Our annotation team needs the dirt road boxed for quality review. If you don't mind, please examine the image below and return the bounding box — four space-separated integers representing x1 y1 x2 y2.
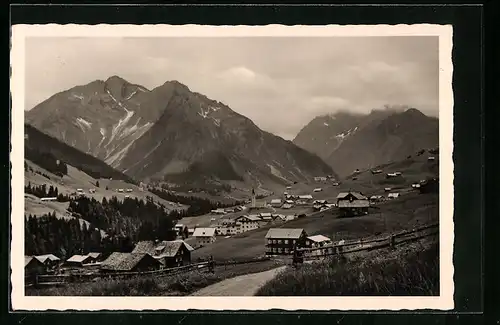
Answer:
190 266 287 296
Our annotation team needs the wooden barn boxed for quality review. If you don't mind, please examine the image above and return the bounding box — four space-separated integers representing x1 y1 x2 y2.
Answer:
133 240 194 268
25 256 46 276
65 254 93 267
265 228 308 256
336 191 370 217
100 252 162 273
34 254 61 269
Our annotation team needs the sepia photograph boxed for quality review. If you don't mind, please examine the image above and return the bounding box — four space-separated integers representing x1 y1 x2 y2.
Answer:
10 24 454 311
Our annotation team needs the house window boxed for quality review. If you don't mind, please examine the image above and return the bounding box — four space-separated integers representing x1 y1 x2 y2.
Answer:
278 239 283 244
268 239 272 244
284 248 290 253
284 239 289 244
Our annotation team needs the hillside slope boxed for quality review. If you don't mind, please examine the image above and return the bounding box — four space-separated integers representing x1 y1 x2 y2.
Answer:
293 108 438 177
25 123 136 183
26 77 335 189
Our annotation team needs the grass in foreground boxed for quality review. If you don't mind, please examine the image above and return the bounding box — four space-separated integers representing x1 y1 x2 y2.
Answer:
255 240 439 296
25 260 281 296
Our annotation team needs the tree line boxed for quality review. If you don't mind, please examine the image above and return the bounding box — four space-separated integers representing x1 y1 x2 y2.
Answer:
24 182 71 202
67 195 180 242
25 195 184 257
25 212 140 258
149 187 245 217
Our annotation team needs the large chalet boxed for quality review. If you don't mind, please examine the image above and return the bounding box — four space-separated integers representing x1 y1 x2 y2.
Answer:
265 228 308 256
336 191 370 217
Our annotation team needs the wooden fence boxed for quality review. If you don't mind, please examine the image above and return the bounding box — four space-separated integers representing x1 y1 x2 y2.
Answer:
34 261 211 286
33 256 272 286
296 222 439 261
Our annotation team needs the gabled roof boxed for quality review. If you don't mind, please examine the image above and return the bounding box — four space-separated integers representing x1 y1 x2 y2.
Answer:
67 254 91 263
265 228 305 239
25 256 43 267
236 215 261 222
307 235 331 243
132 241 156 254
270 199 282 204
133 240 194 257
260 212 272 217
100 252 159 271
34 254 60 263
298 195 313 199
193 227 216 237
87 252 101 259
336 192 367 200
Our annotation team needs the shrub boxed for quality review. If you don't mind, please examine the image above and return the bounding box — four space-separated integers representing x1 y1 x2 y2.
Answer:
256 242 439 296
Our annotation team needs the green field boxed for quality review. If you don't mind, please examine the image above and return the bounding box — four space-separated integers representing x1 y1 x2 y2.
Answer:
192 191 439 261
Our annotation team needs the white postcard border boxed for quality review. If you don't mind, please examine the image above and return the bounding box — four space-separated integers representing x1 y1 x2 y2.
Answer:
10 23 454 311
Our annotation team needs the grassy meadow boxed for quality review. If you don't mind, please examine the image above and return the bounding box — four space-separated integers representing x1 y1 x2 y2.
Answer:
256 238 439 296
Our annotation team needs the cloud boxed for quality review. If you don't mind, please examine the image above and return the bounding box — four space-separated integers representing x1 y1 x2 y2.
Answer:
24 36 439 140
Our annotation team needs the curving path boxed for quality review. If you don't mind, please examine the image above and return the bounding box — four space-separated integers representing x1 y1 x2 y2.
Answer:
190 266 287 296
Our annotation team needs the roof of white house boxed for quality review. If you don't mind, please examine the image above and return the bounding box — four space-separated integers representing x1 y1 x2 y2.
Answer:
193 227 216 237
298 195 313 199
265 228 305 239
388 193 400 198
87 252 101 259
307 235 331 243
270 199 282 204
260 212 272 217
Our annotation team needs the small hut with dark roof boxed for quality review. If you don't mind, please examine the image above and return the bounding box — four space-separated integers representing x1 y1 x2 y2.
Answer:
100 252 162 273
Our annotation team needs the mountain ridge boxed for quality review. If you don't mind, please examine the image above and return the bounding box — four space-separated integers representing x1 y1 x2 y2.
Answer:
26 76 336 190
293 107 439 177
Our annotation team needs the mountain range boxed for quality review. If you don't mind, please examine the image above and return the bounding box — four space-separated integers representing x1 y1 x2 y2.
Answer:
25 76 335 189
293 108 439 177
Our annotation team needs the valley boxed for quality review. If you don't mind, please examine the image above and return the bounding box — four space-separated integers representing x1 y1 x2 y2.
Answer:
22 76 440 298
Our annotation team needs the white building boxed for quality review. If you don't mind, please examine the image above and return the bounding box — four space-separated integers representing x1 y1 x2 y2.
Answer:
235 215 260 231
192 228 217 247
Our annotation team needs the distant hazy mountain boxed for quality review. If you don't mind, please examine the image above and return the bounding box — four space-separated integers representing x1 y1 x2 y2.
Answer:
293 108 439 177
26 76 335 188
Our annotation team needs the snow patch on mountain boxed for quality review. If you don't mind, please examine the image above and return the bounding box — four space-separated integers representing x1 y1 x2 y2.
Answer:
267 164 290 182
74 117 92 132
105 141 136 167
323 122 329 126
106 110 135 150
124 90 138 100
105 121 153 167
212 117 221 127
335 128 357 140
71 94 84 100
198 104 221 118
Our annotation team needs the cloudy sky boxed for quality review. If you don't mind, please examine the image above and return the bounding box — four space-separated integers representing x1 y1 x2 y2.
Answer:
25 36 439 140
